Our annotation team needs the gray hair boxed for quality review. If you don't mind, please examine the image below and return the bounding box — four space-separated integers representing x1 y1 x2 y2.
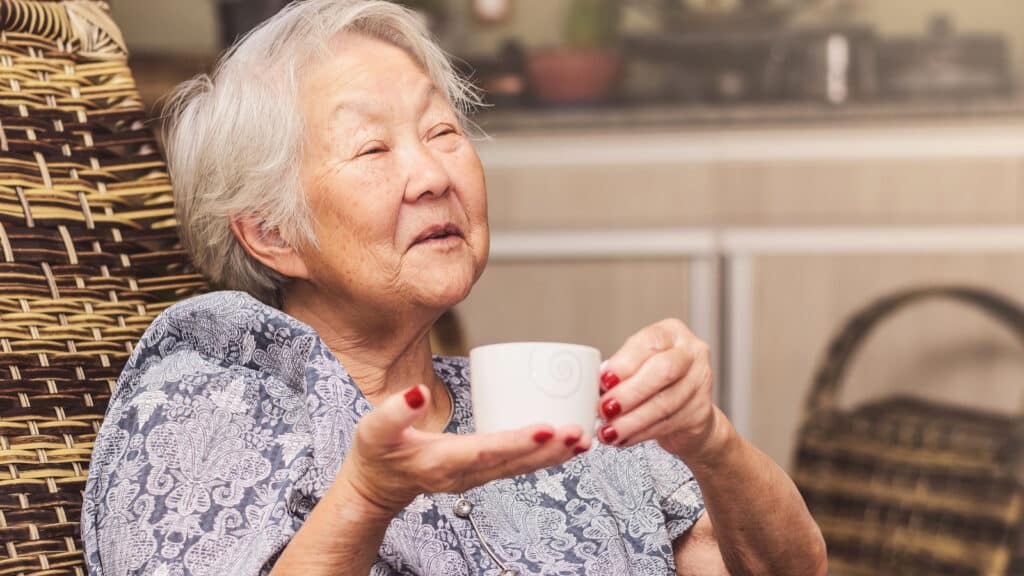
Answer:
164 0 482 306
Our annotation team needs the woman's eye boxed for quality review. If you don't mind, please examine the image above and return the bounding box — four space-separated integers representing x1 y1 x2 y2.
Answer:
358 145 386 157
431 126 457 139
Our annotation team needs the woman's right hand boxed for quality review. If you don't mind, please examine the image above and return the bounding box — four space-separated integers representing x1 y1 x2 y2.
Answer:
333 385 591 518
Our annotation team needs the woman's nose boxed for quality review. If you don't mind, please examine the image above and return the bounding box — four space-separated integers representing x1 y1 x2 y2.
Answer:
403 142 452 202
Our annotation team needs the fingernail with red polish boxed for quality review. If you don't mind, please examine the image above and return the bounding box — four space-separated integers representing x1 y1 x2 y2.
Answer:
600 371 620 392
404 386 425 409
564 434 581 447
599 424 618 444
573 445 588 456
601 398 621 419
533 430 554 444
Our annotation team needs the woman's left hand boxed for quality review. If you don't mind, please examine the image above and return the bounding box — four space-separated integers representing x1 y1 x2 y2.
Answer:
597 318 725 461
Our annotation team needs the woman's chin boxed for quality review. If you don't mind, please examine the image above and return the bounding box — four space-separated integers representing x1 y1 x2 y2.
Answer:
412 266 476 309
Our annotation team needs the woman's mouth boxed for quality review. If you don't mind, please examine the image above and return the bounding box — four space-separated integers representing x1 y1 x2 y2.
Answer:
412 223 464 247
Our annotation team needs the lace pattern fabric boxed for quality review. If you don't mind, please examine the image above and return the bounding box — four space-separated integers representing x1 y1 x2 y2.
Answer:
82 291 705 576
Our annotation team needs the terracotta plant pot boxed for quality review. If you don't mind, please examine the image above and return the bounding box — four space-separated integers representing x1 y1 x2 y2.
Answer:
526 48 622 106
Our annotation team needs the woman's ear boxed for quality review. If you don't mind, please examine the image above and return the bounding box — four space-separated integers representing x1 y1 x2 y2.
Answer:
230 215 312 281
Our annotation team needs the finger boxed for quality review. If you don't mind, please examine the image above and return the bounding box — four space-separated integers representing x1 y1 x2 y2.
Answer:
618 394 714 450
602 319 696 391
421 422 582 466
443 423 583 467
358 385 432 446
465 424 589 485
556 423 587 448
601 363 707 446
421 424 582 491
600 345 695 423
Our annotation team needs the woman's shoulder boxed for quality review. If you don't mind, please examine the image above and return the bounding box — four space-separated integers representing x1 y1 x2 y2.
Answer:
90 288 366 498
131 290 321 386
102 290 351 447
108 290 328 422
82 292 351 576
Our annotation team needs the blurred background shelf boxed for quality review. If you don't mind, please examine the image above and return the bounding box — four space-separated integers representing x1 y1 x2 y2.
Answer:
129 51 1024 132
474 98 1024 133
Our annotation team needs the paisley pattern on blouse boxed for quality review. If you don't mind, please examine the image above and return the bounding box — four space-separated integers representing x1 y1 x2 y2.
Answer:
82 291 705 576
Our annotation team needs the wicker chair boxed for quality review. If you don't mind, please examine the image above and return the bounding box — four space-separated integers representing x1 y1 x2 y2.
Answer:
0 2 205 574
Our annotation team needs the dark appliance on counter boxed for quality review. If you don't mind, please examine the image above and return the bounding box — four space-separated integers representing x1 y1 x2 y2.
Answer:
621 26 878 105
876 15 1012 101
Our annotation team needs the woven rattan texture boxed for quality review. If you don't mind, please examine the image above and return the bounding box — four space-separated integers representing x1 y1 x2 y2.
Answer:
0 2 205 574
794 287 1024 576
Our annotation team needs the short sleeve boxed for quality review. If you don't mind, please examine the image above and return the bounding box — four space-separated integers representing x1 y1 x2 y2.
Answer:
81 349 315 576
642 441 706 540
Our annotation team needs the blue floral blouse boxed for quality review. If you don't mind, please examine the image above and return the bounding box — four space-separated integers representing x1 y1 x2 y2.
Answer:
82 291 705 575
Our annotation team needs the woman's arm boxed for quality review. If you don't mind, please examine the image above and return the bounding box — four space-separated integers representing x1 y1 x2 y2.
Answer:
270 385 590 575
673 409 827 575
672 516 728 574
598 319 827 576
270 474 393 575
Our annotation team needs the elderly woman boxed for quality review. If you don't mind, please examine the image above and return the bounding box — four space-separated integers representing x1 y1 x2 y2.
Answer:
82 1 826 574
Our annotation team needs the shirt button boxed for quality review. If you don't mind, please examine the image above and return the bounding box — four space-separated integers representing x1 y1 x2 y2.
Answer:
453 498 474 518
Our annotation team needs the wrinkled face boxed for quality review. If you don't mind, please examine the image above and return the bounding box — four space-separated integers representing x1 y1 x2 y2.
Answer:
296 33 489 318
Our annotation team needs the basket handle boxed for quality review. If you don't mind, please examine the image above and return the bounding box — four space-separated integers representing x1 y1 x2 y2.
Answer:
805 285 1024 417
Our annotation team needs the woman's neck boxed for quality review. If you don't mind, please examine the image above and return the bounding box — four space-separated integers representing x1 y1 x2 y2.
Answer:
282 289 452 432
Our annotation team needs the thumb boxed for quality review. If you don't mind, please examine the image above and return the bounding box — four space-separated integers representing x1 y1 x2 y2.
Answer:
360 385 431 445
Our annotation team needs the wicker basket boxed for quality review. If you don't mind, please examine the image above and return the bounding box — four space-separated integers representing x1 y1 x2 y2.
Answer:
0 2 206 574
794 286 1024 576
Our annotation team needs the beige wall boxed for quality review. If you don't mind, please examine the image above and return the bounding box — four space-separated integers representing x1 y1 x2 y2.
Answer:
753 253 1024 470
110 0 219 55
457 259 692 357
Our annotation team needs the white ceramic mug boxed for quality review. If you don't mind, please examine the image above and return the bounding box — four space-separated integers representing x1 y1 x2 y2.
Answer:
469 342 601 434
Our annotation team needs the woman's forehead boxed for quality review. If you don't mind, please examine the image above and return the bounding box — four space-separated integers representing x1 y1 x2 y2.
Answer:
330 83 441 123
320 32 424 82
302 34 440 113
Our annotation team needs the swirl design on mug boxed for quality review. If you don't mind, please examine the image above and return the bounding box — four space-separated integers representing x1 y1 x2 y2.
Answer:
530 349 581 399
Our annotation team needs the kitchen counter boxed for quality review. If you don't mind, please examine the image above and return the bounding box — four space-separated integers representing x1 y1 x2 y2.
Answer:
474 98 1024 134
